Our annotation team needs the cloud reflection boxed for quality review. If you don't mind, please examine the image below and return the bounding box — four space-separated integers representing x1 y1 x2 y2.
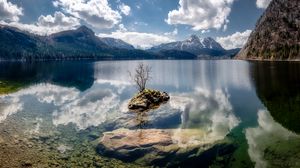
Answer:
0 96 23 123
53 87 120 130
171 88 240 147
246 110 300 168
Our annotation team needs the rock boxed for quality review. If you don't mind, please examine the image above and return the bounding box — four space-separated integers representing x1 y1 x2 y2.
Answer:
97 128 225 166
98 129 176 163
128 89 170 112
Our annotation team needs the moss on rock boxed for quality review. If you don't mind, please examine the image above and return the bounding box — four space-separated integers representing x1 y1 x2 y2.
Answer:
128 89 170 112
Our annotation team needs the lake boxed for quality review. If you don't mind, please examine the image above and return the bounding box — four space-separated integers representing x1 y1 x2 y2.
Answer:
0 60 299 167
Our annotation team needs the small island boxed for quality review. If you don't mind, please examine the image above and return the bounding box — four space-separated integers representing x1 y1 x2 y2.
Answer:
128 89 170 112
127 63 170 112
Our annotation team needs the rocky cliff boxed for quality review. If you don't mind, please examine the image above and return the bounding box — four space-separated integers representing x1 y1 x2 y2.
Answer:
236 0 300 60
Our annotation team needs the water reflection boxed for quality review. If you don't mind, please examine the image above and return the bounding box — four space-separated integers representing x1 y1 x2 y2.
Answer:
93 60 253 92
248 61 300 168
251 61 300 133
0 61 95 93
2 60 298 167
172 88 240 147
246 110 300 168
0 60 249 135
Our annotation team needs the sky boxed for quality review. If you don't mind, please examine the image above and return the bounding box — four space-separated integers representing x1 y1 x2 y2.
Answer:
0 0 272 49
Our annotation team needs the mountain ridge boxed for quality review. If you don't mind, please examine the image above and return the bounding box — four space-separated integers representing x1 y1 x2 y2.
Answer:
0 25 157 60
149 35 238 58
0 25 239 60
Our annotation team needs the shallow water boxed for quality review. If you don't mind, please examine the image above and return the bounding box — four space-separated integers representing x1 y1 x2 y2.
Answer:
0 60 299 167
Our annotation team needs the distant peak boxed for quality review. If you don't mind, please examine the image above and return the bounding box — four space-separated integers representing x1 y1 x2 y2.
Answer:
187 34 201 42
203 37 215 41
189 34 199 39
77 25 94 35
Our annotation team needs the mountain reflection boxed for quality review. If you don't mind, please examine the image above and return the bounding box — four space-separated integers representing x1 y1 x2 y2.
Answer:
0 61 95 92
250 61 300 134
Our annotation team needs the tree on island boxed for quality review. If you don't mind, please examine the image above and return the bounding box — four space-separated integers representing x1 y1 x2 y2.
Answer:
128 63 170 112
129 63 151 92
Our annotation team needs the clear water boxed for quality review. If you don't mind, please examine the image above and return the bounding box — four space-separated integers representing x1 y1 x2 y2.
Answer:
0 60 299 168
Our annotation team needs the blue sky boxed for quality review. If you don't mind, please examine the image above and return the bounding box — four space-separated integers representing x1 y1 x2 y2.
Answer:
1 0 272 49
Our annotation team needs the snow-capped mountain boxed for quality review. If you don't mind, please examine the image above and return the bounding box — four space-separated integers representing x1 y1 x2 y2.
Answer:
101 37 135 50
149 35 225 56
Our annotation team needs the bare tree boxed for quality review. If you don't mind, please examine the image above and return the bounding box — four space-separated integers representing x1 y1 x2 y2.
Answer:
129 63 151 92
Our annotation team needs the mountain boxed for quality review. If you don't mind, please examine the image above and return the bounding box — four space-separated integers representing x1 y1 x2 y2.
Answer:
49 25 109 49
101 37 134 50
0 25 238 60
149 35 238 58
236 0 300 60
0 25 157 60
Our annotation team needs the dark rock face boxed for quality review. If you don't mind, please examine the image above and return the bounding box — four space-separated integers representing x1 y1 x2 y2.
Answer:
128 89 170 112
237 0 300 60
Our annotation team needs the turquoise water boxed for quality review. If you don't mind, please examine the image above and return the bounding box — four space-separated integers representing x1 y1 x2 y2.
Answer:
0 60 299 167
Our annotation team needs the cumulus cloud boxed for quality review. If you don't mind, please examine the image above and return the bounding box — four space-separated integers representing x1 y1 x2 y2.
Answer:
256 0 271 9
118 3 131 16
53 0 121 29
0 0 23 22
98 31 174 49
216 30 252 49
166 0 235 31
1 12 80 35
37 11 79 28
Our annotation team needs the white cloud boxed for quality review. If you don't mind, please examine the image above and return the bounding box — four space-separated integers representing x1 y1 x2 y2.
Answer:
164 28 178 36
256 0 271 9
0 0 23 22
1 11 80 35
216 30 252 49
136 4 141 9
117 24 127 32
37 11 79 28
118 3 131 16
53 0 121 29
166 0 235 31
98 31 174 49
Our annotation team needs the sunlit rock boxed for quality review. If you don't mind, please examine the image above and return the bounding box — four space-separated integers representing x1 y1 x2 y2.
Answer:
97 128 228 165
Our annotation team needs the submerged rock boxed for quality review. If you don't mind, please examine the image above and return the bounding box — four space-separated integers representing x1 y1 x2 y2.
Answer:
128 89 170 112
97 128 227 166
